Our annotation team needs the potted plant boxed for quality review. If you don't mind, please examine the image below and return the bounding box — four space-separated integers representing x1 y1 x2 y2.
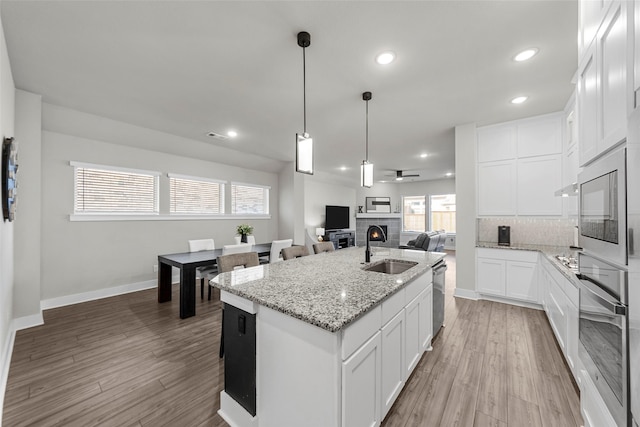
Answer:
236 224 254 243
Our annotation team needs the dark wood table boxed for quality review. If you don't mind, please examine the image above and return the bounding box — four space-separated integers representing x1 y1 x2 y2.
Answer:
158 243 272 318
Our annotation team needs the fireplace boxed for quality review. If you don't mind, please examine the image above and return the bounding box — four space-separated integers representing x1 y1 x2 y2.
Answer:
356 218 400 248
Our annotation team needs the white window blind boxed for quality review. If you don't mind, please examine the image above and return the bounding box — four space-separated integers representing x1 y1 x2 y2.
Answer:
169 175 224 214
403 195 426 232
74 164 159 214
231 183 269 215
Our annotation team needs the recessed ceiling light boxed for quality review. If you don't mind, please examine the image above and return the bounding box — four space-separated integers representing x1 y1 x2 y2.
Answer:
445 172 453 177
375 51 396 65
511 96 528 104
227 130 238 138
339 166 347 171
514 48 539 62
395 176 403 181
420 153 428 158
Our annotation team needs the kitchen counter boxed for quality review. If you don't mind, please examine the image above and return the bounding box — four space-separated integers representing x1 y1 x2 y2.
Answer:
477 241 580 286
211 246 445 332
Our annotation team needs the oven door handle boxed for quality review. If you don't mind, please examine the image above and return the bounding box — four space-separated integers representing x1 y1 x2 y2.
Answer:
577 275 626 316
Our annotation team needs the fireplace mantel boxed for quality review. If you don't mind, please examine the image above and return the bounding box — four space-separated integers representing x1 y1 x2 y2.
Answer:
355 213 402 219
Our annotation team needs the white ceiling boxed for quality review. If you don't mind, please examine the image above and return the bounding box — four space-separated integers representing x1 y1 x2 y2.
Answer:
1 0 578 184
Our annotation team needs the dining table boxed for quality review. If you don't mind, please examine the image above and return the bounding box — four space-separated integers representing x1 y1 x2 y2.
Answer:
158 243 273 318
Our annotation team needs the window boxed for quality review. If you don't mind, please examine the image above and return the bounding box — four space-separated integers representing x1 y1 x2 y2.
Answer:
231 182 269 215
169 174 225 215
430 194 456 232
72 162 159 214
403 196 426 232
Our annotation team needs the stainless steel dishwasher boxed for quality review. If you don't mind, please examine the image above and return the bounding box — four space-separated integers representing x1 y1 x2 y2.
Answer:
432 259 447 337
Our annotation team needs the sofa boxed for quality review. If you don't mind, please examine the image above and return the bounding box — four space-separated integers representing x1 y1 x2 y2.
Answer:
399 230 446 252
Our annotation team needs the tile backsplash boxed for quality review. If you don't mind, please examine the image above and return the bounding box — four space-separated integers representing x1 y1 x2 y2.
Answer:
477 218 577 247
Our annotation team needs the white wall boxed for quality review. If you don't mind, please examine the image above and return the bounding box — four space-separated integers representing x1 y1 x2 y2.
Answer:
13 90 42 320
38 107 280 301
454 123 477 295
0 9 16 419
304 173 357 231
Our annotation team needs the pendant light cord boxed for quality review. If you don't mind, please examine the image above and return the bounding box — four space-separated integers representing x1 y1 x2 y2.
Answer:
365 99 369 162
303 47 307 134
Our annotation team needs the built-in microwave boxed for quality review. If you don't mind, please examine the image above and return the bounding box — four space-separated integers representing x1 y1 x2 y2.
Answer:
579 146 627 267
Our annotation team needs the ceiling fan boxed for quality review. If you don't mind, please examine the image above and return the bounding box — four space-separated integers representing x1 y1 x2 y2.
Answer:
393 170 420 181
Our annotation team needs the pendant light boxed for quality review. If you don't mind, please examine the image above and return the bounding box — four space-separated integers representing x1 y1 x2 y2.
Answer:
296 31 313 175
361 91 374 187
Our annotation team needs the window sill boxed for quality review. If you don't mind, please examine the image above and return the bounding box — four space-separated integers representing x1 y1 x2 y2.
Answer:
69 214 271 222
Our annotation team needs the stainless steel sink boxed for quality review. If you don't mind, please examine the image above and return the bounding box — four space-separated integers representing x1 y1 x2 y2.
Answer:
363 259 418 274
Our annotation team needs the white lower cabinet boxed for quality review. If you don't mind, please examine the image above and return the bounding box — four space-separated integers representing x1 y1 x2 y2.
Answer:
342 271 434 426
343 332 382 427
580 364 618 427
380 311 405 418
476 248 538 303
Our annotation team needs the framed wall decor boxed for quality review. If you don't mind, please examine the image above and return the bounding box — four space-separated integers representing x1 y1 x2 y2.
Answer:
365 196 391 213
2 137 17 222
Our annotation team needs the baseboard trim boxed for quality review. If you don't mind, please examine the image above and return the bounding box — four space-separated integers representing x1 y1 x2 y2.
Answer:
12 312 44 331
476 293 543 311
453 287 478 300
41 279 158 310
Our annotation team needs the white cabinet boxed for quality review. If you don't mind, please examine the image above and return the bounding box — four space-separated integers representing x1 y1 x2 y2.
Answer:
477 160 516 216
380 311 405 418
580 364 619 427
579 0 607 56
598 0 627 152
476 248 538 303
516 154 563 216
546 268 568 352
343 332 382 427
405 295 422 376
578 0 628 166
517 114 563 158
477 124 516 162
506 261 538 302
419 285 433 351
579 42 599 166
477 257 506 296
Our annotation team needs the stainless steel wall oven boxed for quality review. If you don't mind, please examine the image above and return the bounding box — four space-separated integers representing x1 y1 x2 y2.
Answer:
577 252 629 426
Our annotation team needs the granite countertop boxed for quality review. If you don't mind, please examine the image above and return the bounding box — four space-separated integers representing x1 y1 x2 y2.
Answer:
476 241 580 286
211 246 446 333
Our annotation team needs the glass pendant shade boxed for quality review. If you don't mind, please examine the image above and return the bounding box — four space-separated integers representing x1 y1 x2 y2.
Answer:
296 133 314 174
361 161 373 188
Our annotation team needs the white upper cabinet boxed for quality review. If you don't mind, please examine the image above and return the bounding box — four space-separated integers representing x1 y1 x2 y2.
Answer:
577 0 628 166
578 42 599 165
598 0 627 152
517 115 563 158
579 0 606 56
477 124 517 162
517 155 563 216
478 160 517 216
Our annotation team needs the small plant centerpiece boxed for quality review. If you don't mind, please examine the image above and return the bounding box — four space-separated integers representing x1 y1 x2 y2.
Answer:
236 224 254 243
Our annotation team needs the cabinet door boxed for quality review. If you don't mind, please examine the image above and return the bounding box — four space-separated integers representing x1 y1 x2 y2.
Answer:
477 257 506 297
566 299 579 377
343 332 381 427
565 143 580 217
578 42 599 166
517 114 563 158
598 1 627 152
477 124 516 162
477 160 516 216
404 296 422 376
505 261 538 303
380 311 405 418
547 277 567 352
516 155 563 216
579 0 605 55
420 285 433 351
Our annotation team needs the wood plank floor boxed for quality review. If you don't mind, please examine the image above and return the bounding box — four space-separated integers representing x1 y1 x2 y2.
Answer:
2 251 582 426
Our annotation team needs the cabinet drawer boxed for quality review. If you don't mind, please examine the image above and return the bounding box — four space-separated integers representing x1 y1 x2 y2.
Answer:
477 248 538 263
342 305 382 360
382 289 405 326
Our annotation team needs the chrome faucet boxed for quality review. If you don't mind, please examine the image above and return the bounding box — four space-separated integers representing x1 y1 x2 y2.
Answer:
366 225 387 263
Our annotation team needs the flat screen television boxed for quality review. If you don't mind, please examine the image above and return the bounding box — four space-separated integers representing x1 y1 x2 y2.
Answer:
325 205 350 230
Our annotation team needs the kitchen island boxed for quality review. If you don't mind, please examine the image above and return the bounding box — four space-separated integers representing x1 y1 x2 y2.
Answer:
211 246 445 427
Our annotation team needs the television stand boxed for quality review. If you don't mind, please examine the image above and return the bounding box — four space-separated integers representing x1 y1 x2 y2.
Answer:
326 230 355 250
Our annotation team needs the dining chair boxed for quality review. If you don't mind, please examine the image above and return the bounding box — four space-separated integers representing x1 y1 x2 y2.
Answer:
268 239 293 263
233 235 256 245
313 241 335 254
216 251 260 358
281 245 310 260
222 243 254 255
188 238 217 300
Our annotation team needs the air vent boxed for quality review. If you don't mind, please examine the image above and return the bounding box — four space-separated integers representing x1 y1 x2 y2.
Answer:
206 131 230 140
